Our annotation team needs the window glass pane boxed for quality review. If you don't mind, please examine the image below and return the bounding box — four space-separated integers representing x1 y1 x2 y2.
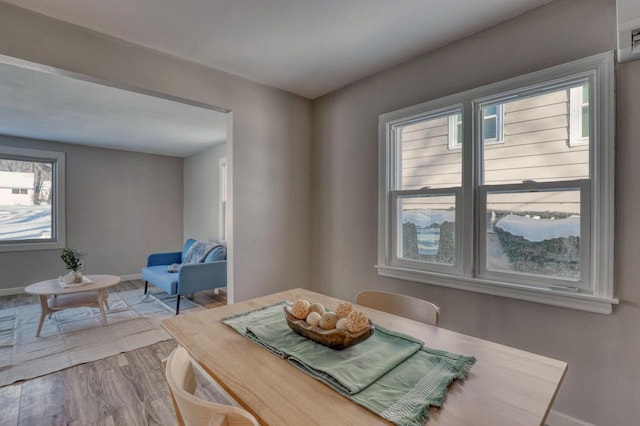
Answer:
486 188 580 280
483 117 497 140
398 194 455 265
483 85 590 185
581 106 589 138
582 84 589 103
398 112 462 189
481 104 502 143
0 159 53 241
485 105 498 116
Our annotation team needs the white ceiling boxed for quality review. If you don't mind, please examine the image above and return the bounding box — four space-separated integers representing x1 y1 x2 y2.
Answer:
5 0 553 99
0 60 227 157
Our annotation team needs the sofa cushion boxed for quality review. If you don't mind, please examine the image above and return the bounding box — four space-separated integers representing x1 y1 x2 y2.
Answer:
141 265 179 294
182 239 197 262
205 245 227 262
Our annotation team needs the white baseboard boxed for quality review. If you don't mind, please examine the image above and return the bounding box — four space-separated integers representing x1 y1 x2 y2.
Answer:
547 410 596 426
0 286 26 296
121 273 142 281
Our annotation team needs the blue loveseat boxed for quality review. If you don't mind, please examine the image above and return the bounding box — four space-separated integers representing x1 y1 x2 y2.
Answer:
141 239 227 314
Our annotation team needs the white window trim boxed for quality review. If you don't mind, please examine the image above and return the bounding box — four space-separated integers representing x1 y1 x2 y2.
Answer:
378 52 617 314
0 146 65 252
569 85 589 146
219 156 227 243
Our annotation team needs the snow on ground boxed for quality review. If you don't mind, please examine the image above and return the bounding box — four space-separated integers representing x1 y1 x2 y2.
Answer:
495 214 579 242
0 205 52 240
402 209 455 227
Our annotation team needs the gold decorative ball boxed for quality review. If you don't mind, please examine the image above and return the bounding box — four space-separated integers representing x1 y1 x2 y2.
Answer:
335 302 354 319
291 299 311 319
346 310 369 333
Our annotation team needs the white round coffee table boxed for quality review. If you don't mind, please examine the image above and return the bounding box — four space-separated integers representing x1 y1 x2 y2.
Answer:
25 274 121 337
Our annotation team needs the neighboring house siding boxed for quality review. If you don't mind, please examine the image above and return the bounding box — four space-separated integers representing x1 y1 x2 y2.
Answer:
401 90 586 213
490 90 588 185
0 171 34 205
401 116 461 189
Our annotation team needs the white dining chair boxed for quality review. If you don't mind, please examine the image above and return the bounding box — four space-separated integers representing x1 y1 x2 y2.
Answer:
356 290 440 326
164 346 259 426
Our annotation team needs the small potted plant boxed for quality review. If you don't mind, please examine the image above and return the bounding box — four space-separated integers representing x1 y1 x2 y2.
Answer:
61 248 85 283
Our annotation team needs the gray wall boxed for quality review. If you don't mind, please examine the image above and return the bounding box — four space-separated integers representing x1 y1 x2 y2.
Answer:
312 0 636 424
0 134 183 288
184 143 227 242
0 2 312 302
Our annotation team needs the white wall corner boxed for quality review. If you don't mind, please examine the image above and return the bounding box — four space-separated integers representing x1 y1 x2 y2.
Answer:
547 410 597 426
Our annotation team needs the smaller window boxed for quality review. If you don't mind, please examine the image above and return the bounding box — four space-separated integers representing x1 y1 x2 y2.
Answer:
0 146 65 252
448 113 463 150
481 104 504 144
569 84 589 146
448 105 504 150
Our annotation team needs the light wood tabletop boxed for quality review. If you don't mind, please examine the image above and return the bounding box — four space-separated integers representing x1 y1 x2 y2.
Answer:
161 288 567 426
25 274 121 296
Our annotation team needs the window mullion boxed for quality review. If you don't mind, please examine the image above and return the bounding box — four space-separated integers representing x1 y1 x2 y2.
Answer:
461 101 475 277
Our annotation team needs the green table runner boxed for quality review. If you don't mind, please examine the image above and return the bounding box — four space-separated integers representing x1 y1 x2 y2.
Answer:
222 301 475 426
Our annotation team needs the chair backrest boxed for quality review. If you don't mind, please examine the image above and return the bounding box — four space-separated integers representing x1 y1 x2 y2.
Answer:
165 346 259 426
356 290 440 326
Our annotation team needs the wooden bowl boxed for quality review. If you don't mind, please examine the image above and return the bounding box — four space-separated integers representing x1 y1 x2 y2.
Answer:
284 306 374 350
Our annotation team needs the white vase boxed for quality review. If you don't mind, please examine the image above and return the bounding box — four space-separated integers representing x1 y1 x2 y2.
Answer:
73 271 83 283
62 272 75 284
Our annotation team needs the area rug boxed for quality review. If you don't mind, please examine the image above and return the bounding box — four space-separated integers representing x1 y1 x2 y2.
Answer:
0 289 204 387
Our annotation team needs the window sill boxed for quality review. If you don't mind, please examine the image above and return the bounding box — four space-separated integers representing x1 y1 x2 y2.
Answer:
376 265 618 314
0 240 65 253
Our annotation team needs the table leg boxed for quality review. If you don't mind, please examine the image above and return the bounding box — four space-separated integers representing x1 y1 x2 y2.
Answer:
36 295 49 337
98 290 108 325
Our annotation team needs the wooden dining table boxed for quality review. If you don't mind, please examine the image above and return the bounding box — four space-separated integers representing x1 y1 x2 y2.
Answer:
161 288 567 426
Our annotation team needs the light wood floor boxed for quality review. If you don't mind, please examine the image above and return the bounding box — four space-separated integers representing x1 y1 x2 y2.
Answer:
0 280 228 426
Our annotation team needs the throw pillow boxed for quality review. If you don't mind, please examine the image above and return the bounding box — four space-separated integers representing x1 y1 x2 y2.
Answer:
204 245 227 262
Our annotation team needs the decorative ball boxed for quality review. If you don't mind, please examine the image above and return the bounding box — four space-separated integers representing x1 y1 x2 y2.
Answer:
346 310 369 333
309 303 325 316
306 311 321 326
319 312 339 330
335 302 354 319
336 317 348 330
291 299 311 319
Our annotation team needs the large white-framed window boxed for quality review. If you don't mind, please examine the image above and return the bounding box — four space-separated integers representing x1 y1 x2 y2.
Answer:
378 52 616 314
0 146 65 252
